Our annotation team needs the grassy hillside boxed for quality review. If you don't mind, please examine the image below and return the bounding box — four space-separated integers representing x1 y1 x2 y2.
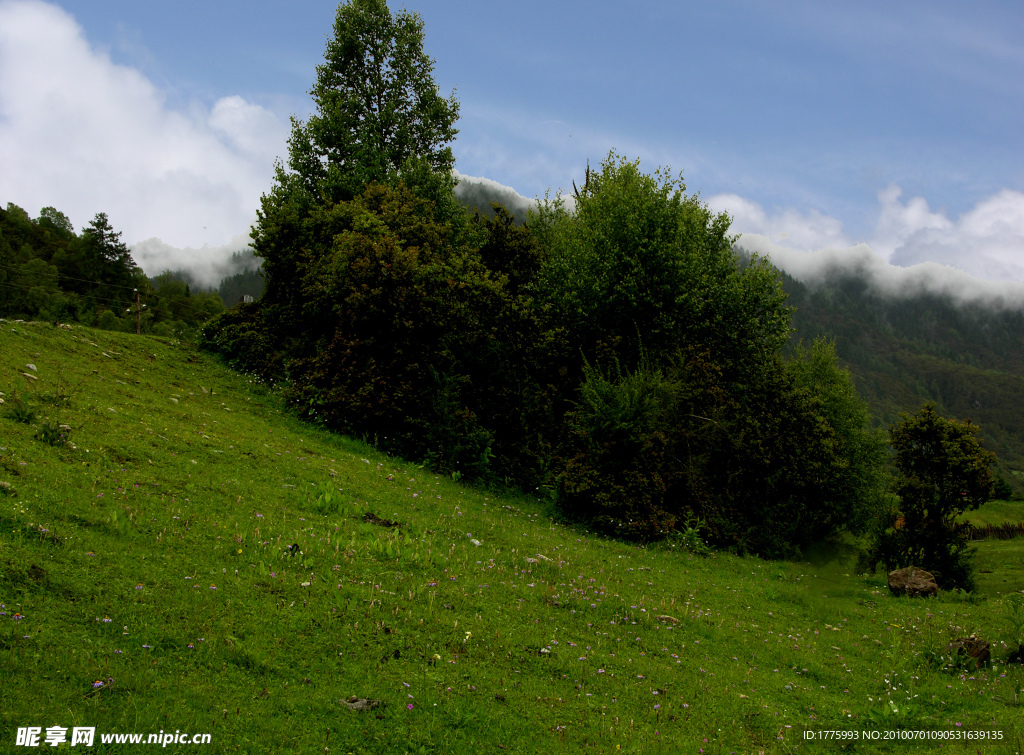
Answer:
2 320 1023 754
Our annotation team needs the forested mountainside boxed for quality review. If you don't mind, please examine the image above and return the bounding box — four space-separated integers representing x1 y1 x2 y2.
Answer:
781 268 1024 489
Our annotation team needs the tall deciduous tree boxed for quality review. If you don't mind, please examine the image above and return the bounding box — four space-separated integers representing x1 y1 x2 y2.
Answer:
286 0 459 204
532 153 789 380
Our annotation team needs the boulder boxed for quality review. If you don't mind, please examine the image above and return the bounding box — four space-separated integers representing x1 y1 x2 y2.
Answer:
945 635 990 666
888 566 939 597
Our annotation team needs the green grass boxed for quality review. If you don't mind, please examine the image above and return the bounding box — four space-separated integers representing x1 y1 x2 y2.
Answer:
1 320 1023 754
962 500 1024 528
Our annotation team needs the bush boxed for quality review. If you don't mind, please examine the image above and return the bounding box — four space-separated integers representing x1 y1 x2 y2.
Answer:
557 357 686 541
4 381 35 424
787 338 889 536
96 309 126 332
541 156 887 555
35 420 72 447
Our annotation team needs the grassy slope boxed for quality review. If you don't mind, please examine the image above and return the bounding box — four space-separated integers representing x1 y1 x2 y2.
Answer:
1 321 1023 754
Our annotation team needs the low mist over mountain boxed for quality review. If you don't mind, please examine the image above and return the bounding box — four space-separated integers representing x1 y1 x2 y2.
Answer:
741 235 1024 309
454 172 538 224
130 234 260 290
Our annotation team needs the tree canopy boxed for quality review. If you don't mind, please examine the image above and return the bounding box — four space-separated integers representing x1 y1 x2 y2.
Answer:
286 0 459 204
255 0 462 328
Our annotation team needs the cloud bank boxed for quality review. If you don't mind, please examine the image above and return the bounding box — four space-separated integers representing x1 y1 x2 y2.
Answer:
0 0 287 249
710 185 1024 306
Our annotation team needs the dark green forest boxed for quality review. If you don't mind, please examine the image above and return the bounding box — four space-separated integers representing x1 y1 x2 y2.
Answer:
0 203 262 333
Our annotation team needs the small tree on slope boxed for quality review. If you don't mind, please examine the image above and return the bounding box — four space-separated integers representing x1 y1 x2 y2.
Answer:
865 403 995 591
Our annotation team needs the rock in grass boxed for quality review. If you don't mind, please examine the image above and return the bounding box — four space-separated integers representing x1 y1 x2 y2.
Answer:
887 566 938 597
944 635 990 666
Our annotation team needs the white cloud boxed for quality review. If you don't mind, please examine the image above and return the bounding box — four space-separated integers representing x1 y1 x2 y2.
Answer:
709 193 853 250
886 188 1024 282
735 235 1024 307
0 0 288 249
453 171 540 217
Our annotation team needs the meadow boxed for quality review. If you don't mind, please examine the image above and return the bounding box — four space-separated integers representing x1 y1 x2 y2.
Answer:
1 320 1023 754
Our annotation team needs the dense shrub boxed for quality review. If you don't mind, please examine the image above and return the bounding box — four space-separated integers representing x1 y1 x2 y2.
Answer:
556 345 878 556
536 155 888 555
268 184 541 482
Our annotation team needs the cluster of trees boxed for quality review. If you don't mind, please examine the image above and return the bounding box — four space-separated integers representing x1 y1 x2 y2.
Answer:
0 203 226 334
201 0 925 560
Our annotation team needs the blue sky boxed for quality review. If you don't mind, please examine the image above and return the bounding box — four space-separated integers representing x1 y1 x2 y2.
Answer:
2 0 1024 289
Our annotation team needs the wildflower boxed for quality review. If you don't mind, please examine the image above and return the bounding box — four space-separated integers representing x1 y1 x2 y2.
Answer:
102 617 112 623
407 704 414 710
135 584 143 589
210 584 217 590
93 680 105 688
